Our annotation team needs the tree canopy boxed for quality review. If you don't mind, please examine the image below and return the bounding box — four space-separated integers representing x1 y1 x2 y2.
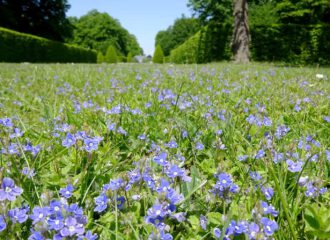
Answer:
0 0 72 41
155 15 201 56
68 10 142 56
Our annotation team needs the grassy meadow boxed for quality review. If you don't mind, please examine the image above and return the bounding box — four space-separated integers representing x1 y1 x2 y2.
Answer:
0 63 329 239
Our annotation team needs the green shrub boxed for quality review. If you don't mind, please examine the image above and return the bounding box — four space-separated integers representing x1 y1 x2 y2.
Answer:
0 27 96 63
153 45 164 63
127 52 133 63
105 46 118 63
97 52 104 63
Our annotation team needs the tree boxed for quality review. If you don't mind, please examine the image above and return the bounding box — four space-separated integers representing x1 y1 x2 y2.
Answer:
155 15 201 56
153 45 164 63
232 0 250 63
189 0 250 63
105 46 118 63
67 10 142 56
0 0 72 41
275 0 330 24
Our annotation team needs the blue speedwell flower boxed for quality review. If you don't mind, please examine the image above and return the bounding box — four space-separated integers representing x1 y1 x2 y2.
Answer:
260 217 278 236
59 184 74 199
286 159 303 172
94 194 108 213
60 216 85 237
8 207 29 223
0 215 6 232
0 177 23 201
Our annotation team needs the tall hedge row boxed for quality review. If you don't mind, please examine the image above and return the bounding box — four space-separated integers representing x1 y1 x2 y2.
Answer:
170 24 330 65
0 27 97 63
251 24 330 65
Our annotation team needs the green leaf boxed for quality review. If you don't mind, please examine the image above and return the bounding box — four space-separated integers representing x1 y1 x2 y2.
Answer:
206 212 222 225
188 215 200 230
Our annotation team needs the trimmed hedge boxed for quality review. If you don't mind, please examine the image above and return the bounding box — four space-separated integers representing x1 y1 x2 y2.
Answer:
170 23 330 65
250 24 330 65
0 27 97 63
170 24 232 64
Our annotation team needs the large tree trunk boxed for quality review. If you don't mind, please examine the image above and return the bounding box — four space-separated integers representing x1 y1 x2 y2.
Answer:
232 0 250 63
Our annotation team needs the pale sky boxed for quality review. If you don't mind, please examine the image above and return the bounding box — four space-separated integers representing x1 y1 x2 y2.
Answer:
67 0 192 55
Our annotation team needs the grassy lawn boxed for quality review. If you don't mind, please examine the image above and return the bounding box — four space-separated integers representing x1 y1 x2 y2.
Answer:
0 62 329 239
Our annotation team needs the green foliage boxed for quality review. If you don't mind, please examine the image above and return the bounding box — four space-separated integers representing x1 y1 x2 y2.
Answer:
97 52 104 63
0 63 329 238
304 203 330 238
188 0 232 23
276 0 330 24
155 15 201 56
170 31 201 64
126 52 133 63
0 27 96 63
152 45 164 63
105 45 118 63
250 24 330 64
0 0 72 42
170 24 231 64
249 1 279 26
67 10 142 56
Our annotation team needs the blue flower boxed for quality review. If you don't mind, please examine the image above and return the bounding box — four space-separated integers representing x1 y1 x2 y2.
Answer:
94 195 108 213
7 143 19 155
250 171 262 182
59 184 74 199
28 230 44 240
116 196 126 210
217 173 232 188
166 164 185 179
305 182 317 198
238 155 248 162
166 188 183 205
234 221 248 235
153 152 168 166
261 201 278 217
157 178 171 193
214 227 221 239
8 207 29 223
84 137 101 152
77 231 98 240
195 142 204 150
165 140 178 149
29 206 50 225
49 200 63 215
62 133 76 148
200 215 207 230
103 178 124 191
260 217 278 236
248 222 260 239
65 203 84 217
255 149 265 159
160 231 173 240
0 177 23 201
47 215 64 230
261 187 274 200
0 118 13 127
263 117 272 126
286 159 303 172
9 127 24 138
60 216 85 237
0 215 6 232
172 212 186 222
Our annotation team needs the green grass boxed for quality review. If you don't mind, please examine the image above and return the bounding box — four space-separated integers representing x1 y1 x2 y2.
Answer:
0 62 329 239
